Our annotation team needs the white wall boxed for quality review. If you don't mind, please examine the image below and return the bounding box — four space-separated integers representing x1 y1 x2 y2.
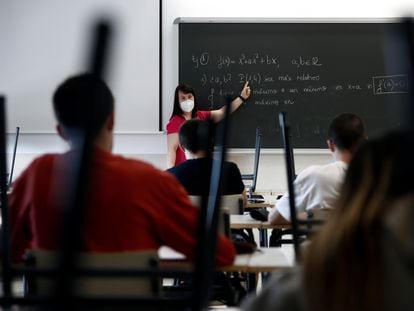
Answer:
3 0 414 192
0 0 160 141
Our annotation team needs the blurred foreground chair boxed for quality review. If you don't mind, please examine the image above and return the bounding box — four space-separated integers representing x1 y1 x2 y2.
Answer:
23 249 160 299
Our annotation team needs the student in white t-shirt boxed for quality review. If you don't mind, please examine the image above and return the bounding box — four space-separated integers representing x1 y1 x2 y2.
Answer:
269 113 367 225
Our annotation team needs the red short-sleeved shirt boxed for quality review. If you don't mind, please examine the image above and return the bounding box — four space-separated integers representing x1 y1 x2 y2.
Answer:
166 111 211 166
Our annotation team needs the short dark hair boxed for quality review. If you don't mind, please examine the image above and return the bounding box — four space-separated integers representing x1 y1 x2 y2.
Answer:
179 119 212 154
53 73 114 138
170 84 198 120
327 113 366 153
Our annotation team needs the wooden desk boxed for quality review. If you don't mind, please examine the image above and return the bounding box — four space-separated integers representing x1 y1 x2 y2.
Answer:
245 194 278 209
159 246 294 293
230 214 289 230
230 214 291 247
245 202 274 209
245 194 281 208
221 247 294 273
159 246 294 273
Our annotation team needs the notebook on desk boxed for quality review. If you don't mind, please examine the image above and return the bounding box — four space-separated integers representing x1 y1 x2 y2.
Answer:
248 198 265 204
248 193 264 200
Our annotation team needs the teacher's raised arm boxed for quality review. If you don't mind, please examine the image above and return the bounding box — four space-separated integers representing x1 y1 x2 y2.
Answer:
210 81 251 122
166 82 252 168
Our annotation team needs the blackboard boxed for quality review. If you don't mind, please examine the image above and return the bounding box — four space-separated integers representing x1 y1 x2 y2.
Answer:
179 21 411 148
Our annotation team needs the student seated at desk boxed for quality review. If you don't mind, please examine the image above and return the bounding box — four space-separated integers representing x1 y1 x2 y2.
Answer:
268 113 366 226
9 74 235 267
167 119 248 205
242 130 414 311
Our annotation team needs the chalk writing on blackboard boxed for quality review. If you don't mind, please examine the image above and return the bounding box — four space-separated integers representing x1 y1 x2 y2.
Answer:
372 74 408 95
191 52 408 107
179 22 411 148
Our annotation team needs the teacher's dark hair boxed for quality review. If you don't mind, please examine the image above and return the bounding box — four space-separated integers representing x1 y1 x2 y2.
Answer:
53 73 114 139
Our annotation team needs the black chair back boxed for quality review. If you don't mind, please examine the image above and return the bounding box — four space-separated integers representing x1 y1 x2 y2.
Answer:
278 111 300 262
7 126 20 190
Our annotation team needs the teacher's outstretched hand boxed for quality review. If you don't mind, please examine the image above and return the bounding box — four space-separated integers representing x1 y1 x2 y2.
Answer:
239 81 252 103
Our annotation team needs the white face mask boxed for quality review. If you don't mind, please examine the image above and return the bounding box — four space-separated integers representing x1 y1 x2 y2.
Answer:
179 99 194 113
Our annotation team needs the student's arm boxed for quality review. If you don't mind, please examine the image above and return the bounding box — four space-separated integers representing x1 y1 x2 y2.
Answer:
268 169 313 225
241 189 248 206
268 206 291 225
166 133 179 168
269 207 307 225
210 81 251 122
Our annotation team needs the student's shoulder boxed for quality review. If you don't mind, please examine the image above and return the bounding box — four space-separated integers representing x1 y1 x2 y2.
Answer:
223 160 242 174
111 154 158 172
297 162 344 185
112 154 180 182
298 162 333 177
224 160 240 169
294 164 327 186
13 154 61 184
307 161 346 175
167 160 203 181
26 153 60 170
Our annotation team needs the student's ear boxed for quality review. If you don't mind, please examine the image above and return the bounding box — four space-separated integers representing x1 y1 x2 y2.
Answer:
56 124 69 141
327 139 335 152
107 113 114 131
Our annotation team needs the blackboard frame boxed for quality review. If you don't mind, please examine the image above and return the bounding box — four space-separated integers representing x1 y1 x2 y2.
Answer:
178 18 412 148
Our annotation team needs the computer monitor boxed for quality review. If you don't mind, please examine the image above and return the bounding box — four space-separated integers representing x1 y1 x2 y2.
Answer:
242 127 262 200
251 126 262 194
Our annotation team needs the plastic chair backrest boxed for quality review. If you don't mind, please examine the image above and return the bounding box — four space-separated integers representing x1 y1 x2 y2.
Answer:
189 194 243 237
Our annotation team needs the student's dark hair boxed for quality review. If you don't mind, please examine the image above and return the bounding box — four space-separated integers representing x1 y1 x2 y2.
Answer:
304 130 414 311
179 119 212 154
53 73 114 139
170 83 198 120
327 113 366 153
